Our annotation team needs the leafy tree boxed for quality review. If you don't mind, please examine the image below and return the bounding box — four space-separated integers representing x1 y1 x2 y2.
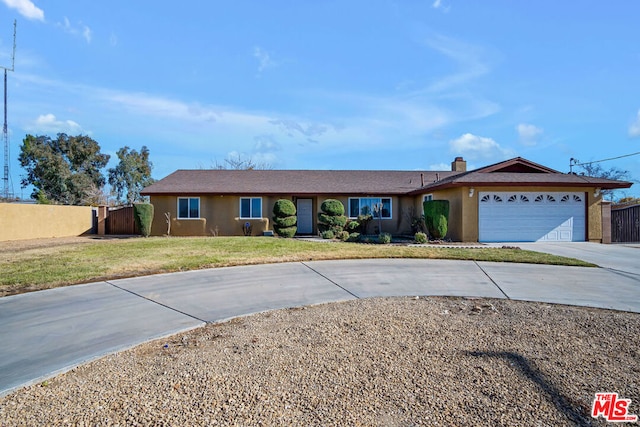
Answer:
19 133 110 205
108 146 155 204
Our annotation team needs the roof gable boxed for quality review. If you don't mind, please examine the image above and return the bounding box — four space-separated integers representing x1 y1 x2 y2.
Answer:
476 157 560 174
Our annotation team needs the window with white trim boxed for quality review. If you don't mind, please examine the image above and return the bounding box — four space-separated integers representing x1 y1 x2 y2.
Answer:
348 197 392 219
178 197 200 219
240 197 262 218
423 194 433 202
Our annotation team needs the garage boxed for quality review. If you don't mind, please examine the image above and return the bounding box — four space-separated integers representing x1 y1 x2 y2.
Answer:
478 192 586 242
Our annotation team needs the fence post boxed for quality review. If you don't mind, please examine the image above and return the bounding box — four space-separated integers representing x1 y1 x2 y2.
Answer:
97 205 108 235
601 201 611 244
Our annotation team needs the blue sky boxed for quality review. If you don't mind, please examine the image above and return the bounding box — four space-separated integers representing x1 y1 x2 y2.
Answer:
1 0 639 198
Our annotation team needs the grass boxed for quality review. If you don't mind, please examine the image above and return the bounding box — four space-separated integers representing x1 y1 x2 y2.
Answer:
0 236 595 296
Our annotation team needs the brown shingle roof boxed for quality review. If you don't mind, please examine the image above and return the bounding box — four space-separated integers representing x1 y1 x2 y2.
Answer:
141 169 462 196
142 157 634 197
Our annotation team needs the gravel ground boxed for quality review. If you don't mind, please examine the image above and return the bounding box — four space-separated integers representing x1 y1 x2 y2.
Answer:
1 297 638 426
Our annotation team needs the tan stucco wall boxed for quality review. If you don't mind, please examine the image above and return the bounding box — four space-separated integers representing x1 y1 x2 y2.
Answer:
149 195 271 236
149 195 415 237
423 186 603 242
0 203 94 242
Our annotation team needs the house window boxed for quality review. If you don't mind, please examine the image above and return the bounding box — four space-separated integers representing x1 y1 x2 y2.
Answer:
348 197 392 219
423 194 433 202
240 197 262 218
178 197 200 219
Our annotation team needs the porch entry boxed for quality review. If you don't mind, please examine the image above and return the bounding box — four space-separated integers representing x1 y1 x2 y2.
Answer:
296 199 313 234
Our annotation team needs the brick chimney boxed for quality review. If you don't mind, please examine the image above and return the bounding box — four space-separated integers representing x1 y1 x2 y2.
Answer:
451 156 467 172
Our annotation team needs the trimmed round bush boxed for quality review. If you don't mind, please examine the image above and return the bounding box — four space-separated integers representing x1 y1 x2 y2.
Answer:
338 230 350 241
273 199 297 238
318 199 347 234
273 199 297 217
276 226 297 238
414 231 427 244
320 199 345 216
318 213 347 228
273 215 297 228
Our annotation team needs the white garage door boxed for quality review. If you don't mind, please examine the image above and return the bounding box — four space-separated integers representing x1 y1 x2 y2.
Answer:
479 192 586 242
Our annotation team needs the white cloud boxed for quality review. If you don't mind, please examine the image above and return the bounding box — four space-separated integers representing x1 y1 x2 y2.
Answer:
424 35 491 93
517 123 543 146
449 133 514 160
253 46 277 73
57 17 92 43
431 0 450 12
630 110 640 138
1 0 44 21
28 113 83 133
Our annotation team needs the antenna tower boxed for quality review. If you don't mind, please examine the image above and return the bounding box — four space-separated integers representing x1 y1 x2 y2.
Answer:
2 20 16 200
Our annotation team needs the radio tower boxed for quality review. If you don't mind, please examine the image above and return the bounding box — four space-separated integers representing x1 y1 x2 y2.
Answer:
2 20 16 200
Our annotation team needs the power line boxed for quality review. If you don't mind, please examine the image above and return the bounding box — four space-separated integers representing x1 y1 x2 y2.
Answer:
569 151 640 173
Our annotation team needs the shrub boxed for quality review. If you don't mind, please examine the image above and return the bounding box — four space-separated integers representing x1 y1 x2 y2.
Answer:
133 203 154 237
273 199 296 217
348 232 361 242
320 199 345 216
423 200 449 240
414 231 428 244
273 216 297 228
318 199 347 234
321 230 335 239
272 199 297 238
275 226 297 238
357 214 372 234
338 230 350 241
345 220 360 232
378 232 392 244
318 213 347 229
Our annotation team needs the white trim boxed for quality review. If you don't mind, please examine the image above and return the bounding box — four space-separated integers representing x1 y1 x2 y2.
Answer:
239 196 263 219
177 197 200 219
423 194 433 202
348 197 392 219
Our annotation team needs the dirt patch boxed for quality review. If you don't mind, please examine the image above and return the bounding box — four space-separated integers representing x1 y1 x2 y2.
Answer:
0 235 139 253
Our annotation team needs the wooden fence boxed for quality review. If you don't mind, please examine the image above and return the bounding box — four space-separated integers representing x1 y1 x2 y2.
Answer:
611 204 640 243
106 206 140 235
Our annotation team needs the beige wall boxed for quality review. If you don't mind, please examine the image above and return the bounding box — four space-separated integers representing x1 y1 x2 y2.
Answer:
149 195 271 236
424 186 603 242
0 203 94 242
149 195 415 237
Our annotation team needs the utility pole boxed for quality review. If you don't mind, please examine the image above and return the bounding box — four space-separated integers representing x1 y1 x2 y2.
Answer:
1 20 16 200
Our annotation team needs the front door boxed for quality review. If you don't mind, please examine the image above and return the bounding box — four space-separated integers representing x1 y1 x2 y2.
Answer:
296 199 313 234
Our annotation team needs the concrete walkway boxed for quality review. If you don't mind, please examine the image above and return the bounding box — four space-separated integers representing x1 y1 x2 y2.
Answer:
1 256 639 397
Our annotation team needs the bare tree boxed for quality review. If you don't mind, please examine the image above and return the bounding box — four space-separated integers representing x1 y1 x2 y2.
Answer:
576 163 633 200
210 153 272 170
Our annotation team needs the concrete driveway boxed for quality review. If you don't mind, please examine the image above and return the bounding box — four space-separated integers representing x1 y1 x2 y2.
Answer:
1 257 639 397
488 242 640 275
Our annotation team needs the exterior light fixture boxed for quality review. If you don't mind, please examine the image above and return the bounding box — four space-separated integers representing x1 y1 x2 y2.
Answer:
594 188 601 197
469 188 475 198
